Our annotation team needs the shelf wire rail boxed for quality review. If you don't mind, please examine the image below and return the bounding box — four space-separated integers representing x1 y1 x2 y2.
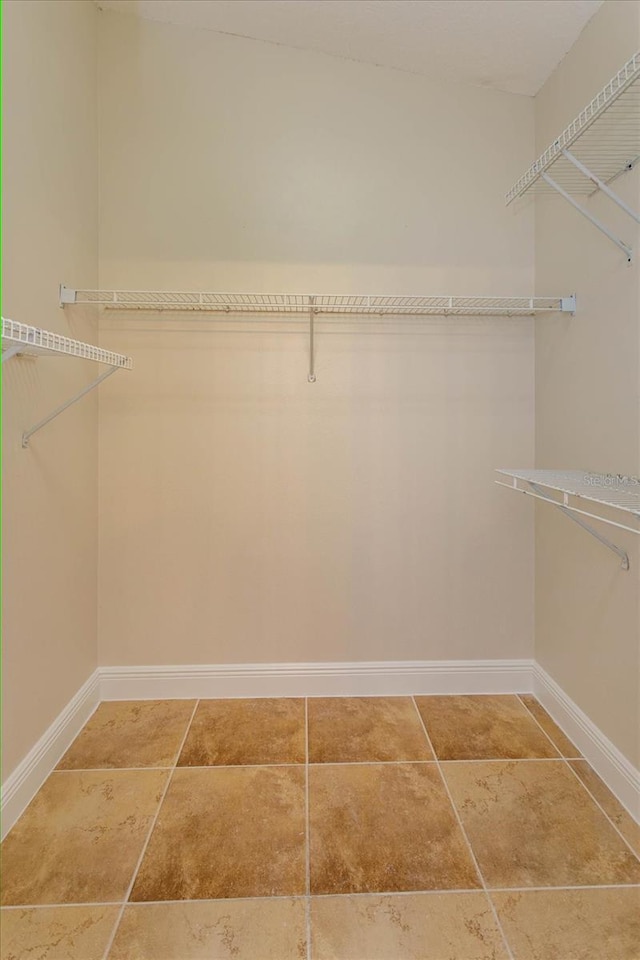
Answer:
496 469 640 570
506 51 640 261
61 288 576 382
2 318 132 447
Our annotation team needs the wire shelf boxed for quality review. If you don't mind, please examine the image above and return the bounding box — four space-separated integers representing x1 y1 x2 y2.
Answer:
61 288 575 318
506 51 640 202
496 469 640 517
2 318 132 447
2 318 132 368
496 469 639 569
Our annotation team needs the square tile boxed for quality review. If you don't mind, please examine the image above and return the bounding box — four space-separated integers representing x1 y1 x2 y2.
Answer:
415 695 559 760
492 888 640 960
442 760 640 888
518 695 581 757
109 899 307 959
308 698 433 763
0 906 120 960
569 760 640 857
57 700 196 769
309 763 481 895
311 893 509 960
1 770 169 905
178 698 305 766
130 766 306 901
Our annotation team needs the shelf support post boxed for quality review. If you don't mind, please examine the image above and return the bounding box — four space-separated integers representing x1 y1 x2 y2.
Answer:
561 149 640 224
22 365 119 448
528 482 630 570
308 295 316 383
540 172 633 262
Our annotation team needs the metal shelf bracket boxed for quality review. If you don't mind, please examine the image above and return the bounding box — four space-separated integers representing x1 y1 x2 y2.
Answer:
1 344 22 363
560 295 577 313
496 471 638 571
59 284 77 305
20 364 119 448
562 149 640 224
527 481 630 570
540 171 634 262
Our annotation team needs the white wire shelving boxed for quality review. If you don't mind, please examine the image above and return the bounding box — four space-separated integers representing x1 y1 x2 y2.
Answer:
60 287 575 316
2 318 132 447
496 468 640 570
60 287 576 382
506 51 640 261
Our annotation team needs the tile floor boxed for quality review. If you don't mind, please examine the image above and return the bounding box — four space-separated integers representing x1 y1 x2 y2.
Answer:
1 694 639 959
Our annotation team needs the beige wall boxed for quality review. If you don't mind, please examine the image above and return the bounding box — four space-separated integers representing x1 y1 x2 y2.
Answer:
2 1 100 778
97 10 536 666
534 0 640 766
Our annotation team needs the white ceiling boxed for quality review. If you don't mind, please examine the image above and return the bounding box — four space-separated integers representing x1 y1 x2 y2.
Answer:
98 0 604 96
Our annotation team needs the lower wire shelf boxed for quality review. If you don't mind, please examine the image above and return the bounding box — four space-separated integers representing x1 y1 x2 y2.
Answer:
496 469 640 570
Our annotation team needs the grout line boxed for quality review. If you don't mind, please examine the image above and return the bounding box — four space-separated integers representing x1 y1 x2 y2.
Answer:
512 695 562 759
410 697 516 960
100 699 201 960
310 758 575 765
5 883 640 911
51 757 589 773
54 762 304 772
485 882 640 893
516 697 640 865
53 767 174 773
311 882 640 898
1 902 125 910
564 765 640 864
304 698 311 960
516 694 581 758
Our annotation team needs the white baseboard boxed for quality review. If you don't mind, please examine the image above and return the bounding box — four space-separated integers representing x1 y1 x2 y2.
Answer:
533 663 640 822
3 658 638 841
98 659 534 701
1 670 100 840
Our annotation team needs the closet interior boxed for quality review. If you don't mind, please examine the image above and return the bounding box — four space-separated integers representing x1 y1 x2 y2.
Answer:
2 2 639 958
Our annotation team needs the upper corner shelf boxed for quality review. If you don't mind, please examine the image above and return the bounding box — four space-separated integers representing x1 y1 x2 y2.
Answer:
506 51 640 261
496 468 640 570
2 317 132 448
59 287 575 318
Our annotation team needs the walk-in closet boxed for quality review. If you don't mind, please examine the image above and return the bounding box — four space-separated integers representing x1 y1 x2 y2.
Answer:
2 1 639 957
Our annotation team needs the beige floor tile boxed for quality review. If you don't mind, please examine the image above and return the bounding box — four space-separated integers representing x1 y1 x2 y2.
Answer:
177 698 305 766
57 700 196 769
1 770 168 905
311 892 509 959
442 760 640 888
569 760 640 857
309 763 480 895
0 906 120 960
518 695 581 758
492 887 640 960
130 766 306 901
415 695 560 760
308 698 433 763
109 899 307 959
